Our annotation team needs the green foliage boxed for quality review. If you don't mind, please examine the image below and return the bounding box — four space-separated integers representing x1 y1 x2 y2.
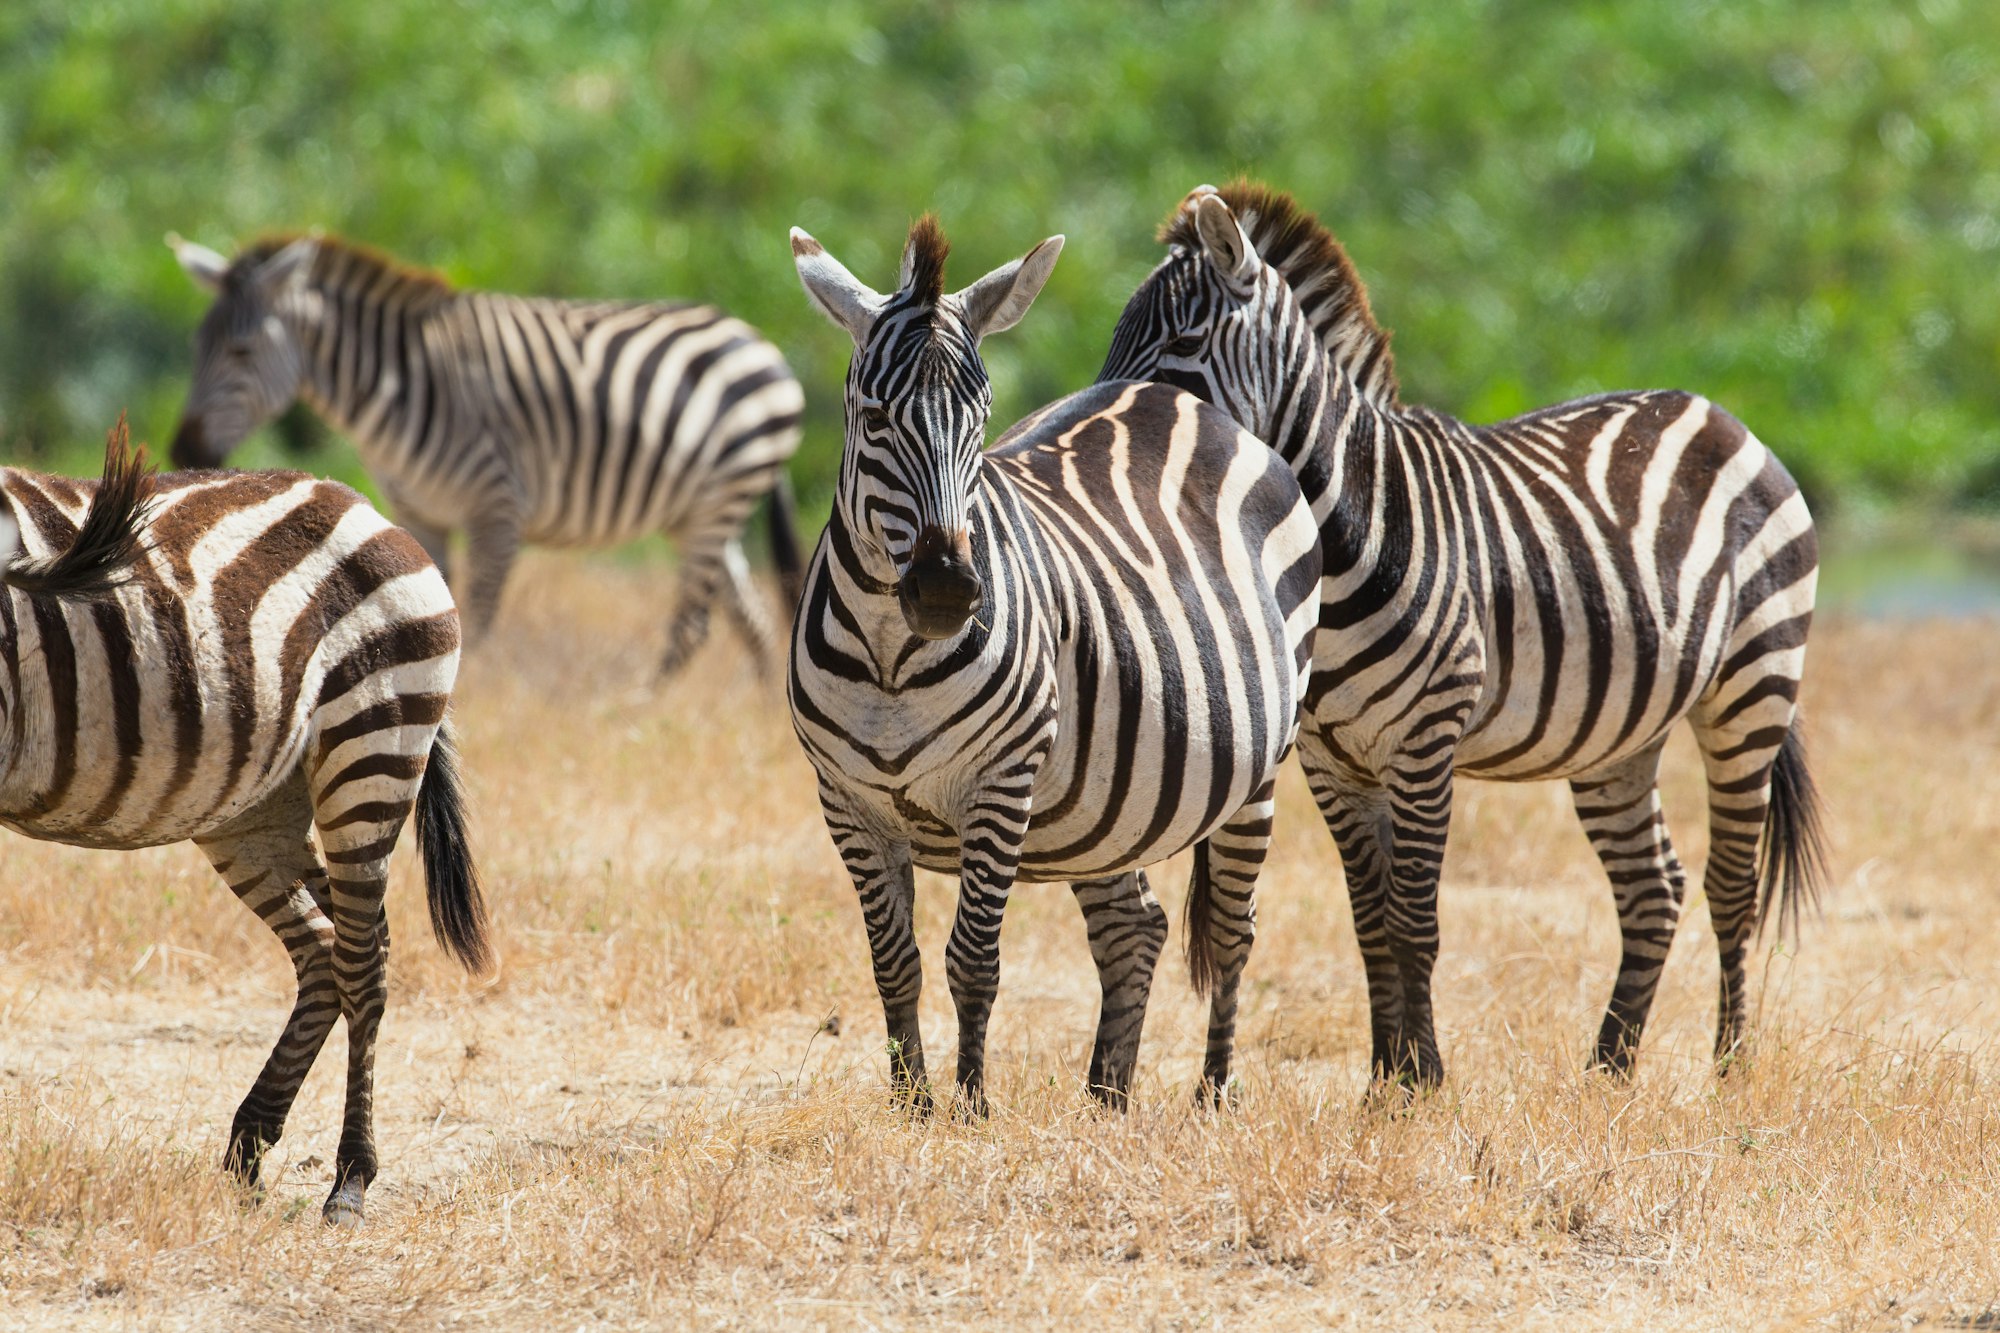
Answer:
1 0 1996 515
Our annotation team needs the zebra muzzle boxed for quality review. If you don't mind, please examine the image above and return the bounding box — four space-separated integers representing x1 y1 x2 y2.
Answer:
898 527 983 640
170 416 221 470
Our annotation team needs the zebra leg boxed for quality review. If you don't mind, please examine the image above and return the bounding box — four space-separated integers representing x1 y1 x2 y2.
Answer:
1692 694 1802 1071
657 520 735 678
1570 741 1688 1076
818 784 931 1109
460 509 522 644
944 795 1031 1118
1378 764 1457 1091
308 802 409 1227
1068 870 1167 1110
193 784 339 1196
1189 778 1277 1106
1298 740 1406 1087
716 536 782 676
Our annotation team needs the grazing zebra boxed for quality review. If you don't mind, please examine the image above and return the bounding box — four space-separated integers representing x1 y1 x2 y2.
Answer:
788 216 1321 1111
0 425 490 1227
1101 182 1825 1086
166 231 807 672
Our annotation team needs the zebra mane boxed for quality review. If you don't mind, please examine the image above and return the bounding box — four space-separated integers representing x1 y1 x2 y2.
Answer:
902 214 951 307
1 417 156 600
1162 180 1400 408
237 233 457 306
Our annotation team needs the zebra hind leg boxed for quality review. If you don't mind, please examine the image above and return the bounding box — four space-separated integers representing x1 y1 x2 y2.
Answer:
309 763 429 1227
1068 870 1167 1109
194 781 340 1199
716 536 782 676
1569 741 1687 1077
1185 779 1277 1107
657 523 735 678
1693 704 1823 1073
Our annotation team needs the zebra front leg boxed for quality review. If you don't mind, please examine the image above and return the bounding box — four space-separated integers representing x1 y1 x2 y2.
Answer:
1570 742 1688 1076
1069 871 1167 1109
819 787 932 1109
460 508 523 645
1187 778 1278 1106
195 792 340 1196
944 793 1032 1118
1300 742 1405 1088
1379 761 1458 1091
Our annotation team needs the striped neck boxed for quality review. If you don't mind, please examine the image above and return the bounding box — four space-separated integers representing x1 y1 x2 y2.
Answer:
284 242 455 452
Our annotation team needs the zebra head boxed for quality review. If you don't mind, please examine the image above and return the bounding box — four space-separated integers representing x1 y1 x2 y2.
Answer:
1099 185 1296 442
168 233 321 469
792 216 1063 641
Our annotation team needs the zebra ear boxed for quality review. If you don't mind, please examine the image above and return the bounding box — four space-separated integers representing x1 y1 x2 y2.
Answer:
0 506 18 573
791 228 884 342
254 235 319 293
166 233 229 292
955 235 1064 341
1193 194 1257 282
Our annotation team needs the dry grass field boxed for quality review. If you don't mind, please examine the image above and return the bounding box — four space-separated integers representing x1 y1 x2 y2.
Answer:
3 550 1999 1330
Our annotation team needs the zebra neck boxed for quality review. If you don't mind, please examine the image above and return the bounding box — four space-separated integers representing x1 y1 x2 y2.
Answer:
293 289 444 460
1268 325 1392 539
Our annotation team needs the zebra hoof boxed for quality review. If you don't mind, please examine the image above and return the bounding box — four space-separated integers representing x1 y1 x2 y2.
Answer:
322 1182 366 1230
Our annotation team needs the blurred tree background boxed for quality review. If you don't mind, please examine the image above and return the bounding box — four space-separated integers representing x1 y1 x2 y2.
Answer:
1 0 1996 529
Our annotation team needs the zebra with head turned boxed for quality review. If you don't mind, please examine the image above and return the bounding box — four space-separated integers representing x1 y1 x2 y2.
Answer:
0 424 490 1227
166 232 807 673
788 216 1321 1111
1101 181 1826 1087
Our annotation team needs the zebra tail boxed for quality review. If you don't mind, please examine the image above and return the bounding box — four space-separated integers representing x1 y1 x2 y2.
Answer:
2 417 155 599
1755 718 1829 943
766 470 806 618
1185 840 1219 998
416 719 494 974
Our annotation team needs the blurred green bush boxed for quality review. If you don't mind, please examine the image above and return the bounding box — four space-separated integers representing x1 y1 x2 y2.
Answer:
2 0 1996 518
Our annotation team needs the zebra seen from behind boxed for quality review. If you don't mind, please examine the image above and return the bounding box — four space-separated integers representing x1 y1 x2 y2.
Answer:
0 424 491 1227
1101 181 1825 1087
167 232 807 674
788 216 1321 1111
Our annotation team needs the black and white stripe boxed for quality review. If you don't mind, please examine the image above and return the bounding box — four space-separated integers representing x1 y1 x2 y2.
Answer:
0 426 490 1227
1102 182 1825 1086
788 216 1321 1111
166 232 807 672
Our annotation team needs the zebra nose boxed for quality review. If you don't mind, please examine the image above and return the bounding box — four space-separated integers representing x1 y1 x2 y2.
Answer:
898 526 982 640
170 417 217 470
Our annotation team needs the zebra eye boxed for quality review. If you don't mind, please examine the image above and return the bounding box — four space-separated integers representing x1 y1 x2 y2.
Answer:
1165 332 1204 356
860 405 892 433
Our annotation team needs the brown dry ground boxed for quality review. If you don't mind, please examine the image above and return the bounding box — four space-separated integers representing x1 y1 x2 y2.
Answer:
3 551 1999 1330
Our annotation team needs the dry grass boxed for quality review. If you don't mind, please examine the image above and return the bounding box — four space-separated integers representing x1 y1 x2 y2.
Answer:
3 552 1999 1329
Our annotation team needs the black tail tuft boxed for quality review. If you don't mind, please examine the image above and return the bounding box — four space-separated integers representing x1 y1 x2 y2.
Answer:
3 416 156 599
416 720 493 974
1185 840 1218 998
1756 719 1829 942
766 470 805 619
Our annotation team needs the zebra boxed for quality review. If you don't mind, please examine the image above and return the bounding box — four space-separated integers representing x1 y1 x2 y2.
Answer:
0 423 491 1227
1100 181 1826 1087
787 215 1321 1112
165 231 808 674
